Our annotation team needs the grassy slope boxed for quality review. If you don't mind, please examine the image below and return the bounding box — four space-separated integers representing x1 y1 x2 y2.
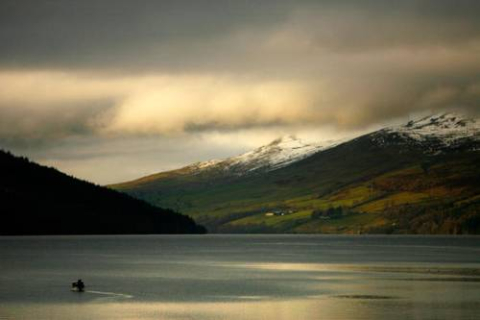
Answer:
274 155 480 234
113 135 480 234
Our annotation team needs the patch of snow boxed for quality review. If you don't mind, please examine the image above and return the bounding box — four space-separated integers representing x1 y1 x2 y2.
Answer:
185 135 333 176
385 112 480 146
189 159 222 170
224 135 324 172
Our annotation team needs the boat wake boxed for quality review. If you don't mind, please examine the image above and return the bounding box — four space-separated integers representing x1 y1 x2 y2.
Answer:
86 290 133 300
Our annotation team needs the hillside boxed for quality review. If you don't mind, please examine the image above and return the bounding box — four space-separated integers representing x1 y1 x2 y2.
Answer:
112 113 480 234
0 150 206 235
124 135 326 185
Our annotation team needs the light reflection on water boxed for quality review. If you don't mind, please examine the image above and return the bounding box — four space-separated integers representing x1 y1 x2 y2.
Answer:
3 296 479 320
0 235 479 320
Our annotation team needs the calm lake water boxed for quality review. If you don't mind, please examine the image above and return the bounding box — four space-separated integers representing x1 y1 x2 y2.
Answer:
1 235 479 320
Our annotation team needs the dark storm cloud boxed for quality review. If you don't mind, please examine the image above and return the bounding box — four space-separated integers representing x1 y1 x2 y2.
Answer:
0 0 292 71
0 0 479 72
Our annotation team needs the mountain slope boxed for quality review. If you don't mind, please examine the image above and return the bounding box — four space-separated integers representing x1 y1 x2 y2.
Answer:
199 135 326 175
121 136 326 186
0 150 206 235
113 113 480 234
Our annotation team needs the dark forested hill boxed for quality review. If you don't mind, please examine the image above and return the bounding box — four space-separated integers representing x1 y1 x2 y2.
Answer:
0 150 206 235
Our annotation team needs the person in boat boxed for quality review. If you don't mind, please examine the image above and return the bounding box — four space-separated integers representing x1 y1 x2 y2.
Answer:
72 279 85 291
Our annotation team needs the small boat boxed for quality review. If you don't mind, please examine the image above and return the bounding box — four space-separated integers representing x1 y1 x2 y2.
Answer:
71 286 84 292
71 279 85 292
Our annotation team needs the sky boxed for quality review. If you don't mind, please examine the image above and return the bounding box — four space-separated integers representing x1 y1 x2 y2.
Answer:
1 0 480 184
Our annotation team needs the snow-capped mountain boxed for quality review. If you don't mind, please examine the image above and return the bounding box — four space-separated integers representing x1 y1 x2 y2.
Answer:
117 112 479 187
183 135 327 177
166 113 480 179
372 113 480 153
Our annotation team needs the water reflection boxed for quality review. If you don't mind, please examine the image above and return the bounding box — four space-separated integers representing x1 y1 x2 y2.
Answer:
5 296 480 320
0 299 407 320
1 235 480 320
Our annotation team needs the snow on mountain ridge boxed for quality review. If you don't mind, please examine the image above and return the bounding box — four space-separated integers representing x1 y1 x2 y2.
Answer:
386 112 480 143
186 135 325 176
187 159 222 171
224 135 324 172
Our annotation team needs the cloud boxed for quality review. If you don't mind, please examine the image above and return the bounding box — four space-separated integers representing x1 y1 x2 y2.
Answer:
1 0 480 183
1 65 479 147
1 0 480 73
0 71 123 146
104 77 319 135
0 71 330 143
